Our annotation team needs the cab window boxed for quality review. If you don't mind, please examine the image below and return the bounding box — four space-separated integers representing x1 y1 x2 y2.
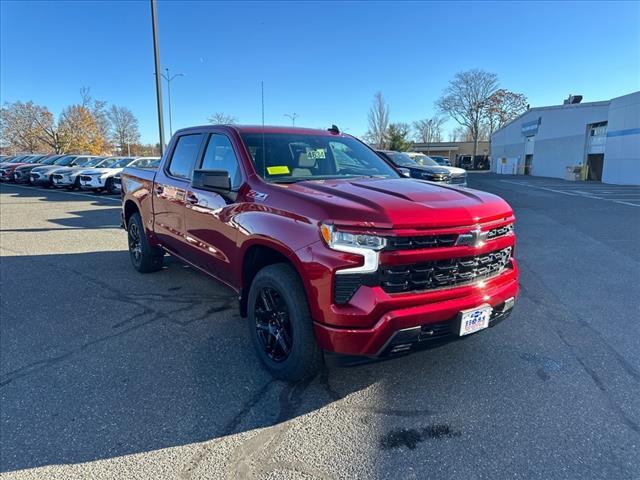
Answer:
167 134 204 179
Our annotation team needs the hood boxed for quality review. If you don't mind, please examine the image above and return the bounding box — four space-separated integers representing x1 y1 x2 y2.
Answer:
0 162 29 170
31 165 63 174
272 177 512 230
77 167 122 175
440 166 466 175
14 164 42 173
407 165 451 175
50 167 79 175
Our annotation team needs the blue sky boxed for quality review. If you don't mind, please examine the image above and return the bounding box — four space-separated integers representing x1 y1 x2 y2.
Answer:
1 0 639 144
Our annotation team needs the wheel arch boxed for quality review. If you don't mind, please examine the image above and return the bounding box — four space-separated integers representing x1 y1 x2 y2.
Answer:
239 240 309 318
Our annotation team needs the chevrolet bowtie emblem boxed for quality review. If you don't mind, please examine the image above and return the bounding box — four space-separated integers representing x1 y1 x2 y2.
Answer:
455 228 489 248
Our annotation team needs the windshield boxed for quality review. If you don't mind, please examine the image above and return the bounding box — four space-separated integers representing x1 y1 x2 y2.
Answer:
411 154 439 167
111 158 135 168
384 152 420 167
26 156 45 164
41 156 61 165
54 156 77 166
82 157 105 167
130 158 160 168
240 133 399 183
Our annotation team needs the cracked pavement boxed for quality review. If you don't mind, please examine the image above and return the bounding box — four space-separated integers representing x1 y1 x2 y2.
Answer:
1 177 639 479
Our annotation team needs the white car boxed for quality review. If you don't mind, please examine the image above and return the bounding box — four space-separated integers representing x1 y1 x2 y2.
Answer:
30 155 85 187
77 157 137 194
406 152 467 187
51 156 106 189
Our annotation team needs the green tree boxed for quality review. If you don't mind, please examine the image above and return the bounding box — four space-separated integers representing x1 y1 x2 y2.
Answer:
387 122 412 151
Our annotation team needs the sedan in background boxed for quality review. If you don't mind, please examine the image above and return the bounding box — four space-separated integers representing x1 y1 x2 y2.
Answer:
78 157 137 194
13 155 64 183
0 155 49 181
51 156 107 189
406 152 467 187
377 150 453 184
30 155 80 187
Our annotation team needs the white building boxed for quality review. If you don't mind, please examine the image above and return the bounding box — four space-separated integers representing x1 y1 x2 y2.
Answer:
490 91 640 185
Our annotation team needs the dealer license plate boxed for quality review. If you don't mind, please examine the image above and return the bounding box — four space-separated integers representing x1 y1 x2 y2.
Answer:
459 305 492 336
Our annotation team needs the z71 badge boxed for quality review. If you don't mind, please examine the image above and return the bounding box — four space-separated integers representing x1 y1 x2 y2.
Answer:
247 190 268 201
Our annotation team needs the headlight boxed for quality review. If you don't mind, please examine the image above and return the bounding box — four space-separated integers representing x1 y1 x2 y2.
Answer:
320 224 386 251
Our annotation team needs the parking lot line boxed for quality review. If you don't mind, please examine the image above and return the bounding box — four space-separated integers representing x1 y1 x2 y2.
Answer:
499 180 640 207
1 183 121 203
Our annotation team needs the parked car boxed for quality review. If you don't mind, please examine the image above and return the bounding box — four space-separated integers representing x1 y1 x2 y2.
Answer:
13 155 64 183
121 125 518 381
78 157 137 194
377 150 454 184
30 155 82 186
51 156 107 189
110 157 161 194
428 155 452 166
405 152 467 187
0 155 48 180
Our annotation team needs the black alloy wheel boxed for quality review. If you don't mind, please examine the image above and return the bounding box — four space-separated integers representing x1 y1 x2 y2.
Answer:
254 287 293 362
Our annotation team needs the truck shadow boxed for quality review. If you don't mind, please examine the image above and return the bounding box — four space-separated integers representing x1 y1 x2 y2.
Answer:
0 250 384 473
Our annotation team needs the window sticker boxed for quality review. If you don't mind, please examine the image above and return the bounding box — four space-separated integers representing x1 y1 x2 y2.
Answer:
267 165 290 175
306 148 326 160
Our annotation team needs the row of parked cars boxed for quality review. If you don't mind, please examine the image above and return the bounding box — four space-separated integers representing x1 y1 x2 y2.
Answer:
0 154 160 194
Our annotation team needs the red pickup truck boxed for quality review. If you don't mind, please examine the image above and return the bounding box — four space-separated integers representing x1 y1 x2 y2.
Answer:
121 125 518 380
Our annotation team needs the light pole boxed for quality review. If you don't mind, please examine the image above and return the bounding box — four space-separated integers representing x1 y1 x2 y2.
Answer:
150 0 165 154
161 68 184 137
284 113 299 126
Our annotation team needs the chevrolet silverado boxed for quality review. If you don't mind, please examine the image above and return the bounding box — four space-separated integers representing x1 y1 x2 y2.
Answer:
121 125 518 380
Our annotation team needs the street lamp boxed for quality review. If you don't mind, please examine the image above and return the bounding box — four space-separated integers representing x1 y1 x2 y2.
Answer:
161 67 184 136
284 113 299 126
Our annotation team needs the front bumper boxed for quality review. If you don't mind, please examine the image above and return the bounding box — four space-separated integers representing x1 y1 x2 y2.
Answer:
52 174 75 187
13 171 32 183
312 259 519 357
30 173 52 185
79 175 105 190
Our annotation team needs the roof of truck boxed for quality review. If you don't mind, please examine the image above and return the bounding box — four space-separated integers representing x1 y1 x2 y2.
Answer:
175 124 349 137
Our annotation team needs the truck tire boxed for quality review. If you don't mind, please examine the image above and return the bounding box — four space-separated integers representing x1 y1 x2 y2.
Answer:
248 263 323 381
127 212 164 273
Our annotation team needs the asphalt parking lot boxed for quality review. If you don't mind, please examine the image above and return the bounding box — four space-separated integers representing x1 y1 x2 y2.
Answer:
1 175 639 480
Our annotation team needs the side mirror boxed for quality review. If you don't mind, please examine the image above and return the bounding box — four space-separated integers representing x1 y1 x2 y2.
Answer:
192 169 237 201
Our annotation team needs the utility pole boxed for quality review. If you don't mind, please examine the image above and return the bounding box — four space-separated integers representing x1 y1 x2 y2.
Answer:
150 0 165 154
161 67 184 137
284 113 299 126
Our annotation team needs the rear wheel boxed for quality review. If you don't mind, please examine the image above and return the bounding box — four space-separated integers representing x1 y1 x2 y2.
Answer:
127 212 164 273
248 263 322 381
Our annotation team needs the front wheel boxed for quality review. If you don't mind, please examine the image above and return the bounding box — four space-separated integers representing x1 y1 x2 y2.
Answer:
127 212 164 273
105 178 117 195
248 263 323 381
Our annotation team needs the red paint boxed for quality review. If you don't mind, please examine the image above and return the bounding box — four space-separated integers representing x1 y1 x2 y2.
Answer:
122 125 519 357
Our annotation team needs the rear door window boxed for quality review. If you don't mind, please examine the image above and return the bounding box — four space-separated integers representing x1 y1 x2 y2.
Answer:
167 134 204 179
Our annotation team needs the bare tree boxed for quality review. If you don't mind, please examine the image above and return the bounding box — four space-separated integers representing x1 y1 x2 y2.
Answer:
79 87 110 145
208 112 238 124
365 91 390 149
436 69 498 159
0 101 51 153
108 105 140 155
413 116 446 154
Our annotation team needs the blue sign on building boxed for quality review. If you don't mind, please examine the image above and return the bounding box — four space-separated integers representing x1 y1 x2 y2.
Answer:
522 117 541 136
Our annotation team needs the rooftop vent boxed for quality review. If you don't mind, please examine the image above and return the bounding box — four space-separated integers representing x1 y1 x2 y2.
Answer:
564 94 583 105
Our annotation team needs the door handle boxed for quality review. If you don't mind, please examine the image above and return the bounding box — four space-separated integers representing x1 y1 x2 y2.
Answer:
186 193 199 205
154 185 164 195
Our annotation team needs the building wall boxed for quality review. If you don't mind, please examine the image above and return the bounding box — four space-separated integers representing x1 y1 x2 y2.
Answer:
491 102 610 178
602 92 640 185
